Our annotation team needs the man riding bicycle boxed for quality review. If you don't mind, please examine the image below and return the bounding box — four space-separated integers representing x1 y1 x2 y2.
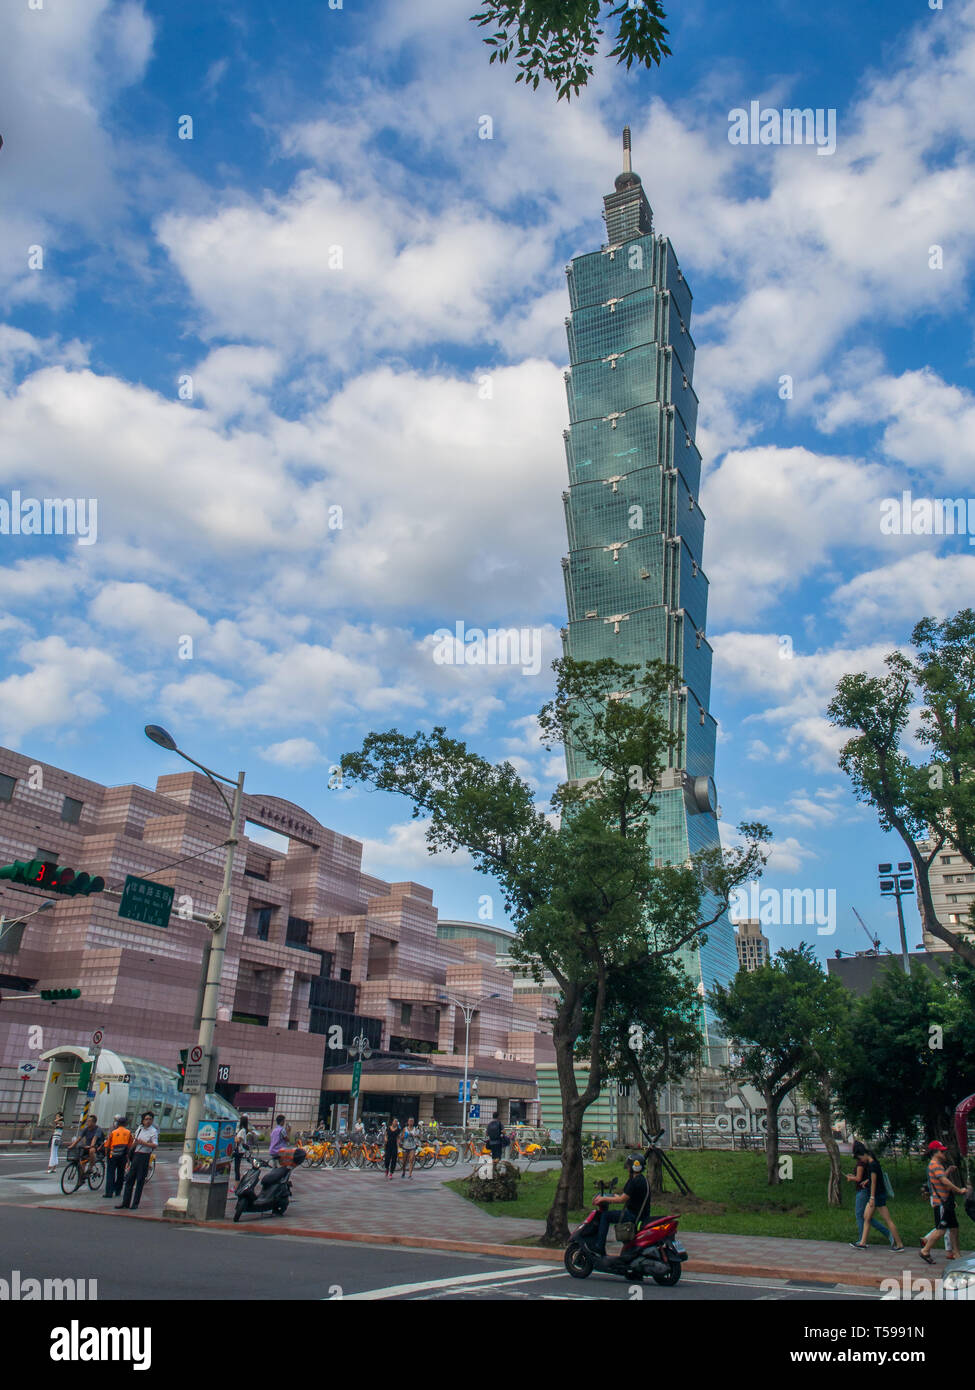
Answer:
67 1115 105 1176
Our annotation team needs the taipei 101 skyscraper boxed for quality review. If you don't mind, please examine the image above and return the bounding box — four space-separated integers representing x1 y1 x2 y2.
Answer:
559 130 737 1048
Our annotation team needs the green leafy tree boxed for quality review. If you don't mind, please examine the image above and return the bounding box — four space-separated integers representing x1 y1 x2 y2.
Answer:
709 945 851 1185
578 949 702 1192
343 656 770 1242
831 956 975 1155
826 609 975 968
470 0 671 100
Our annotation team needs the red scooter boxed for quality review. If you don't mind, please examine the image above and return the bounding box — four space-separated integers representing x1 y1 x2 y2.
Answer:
564 1133 688 1286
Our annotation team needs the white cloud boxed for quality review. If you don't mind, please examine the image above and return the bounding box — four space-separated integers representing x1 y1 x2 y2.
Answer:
829 552 975 634
358 817 472 874
704 445 895 624
0 634 145 745
259 738 323 769
817 366 975 488
713 632 896 770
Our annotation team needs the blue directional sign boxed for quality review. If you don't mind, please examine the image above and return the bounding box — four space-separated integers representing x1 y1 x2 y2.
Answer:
458 1080 471 1103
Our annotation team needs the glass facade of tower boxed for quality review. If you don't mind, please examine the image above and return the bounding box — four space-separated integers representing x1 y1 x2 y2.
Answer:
559 159 736 1052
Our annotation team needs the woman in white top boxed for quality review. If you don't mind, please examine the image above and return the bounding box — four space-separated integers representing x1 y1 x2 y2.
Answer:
233 1114 251 1187
400 1118 419 1178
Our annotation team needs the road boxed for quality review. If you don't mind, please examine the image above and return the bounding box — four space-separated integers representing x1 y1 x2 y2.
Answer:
0 1205 881 1301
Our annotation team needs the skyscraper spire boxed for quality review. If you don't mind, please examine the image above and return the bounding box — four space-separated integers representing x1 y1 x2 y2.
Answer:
603 126 652 247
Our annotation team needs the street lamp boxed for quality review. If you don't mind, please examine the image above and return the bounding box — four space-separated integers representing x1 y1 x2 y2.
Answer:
439 991 500 1130
144 724 245 1217
0 898 55 957
878 861 915 973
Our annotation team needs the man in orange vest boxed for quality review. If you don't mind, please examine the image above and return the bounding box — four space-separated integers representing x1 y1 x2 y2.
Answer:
104 1115 133 1200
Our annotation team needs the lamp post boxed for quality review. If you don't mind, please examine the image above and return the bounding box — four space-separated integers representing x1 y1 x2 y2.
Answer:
348 1033 372 1131
0 898 55 953
878 861 914 973
145 725 245 1217
439 991 500 1130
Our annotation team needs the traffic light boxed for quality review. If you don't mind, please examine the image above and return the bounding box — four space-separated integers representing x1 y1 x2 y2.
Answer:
177 1048 188 1092
40 987 81 1000
0 860 105 896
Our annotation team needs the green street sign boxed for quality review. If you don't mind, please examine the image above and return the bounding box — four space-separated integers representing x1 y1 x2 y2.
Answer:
118 875 174 929
77 1061 93 1092
351 1060 362 1099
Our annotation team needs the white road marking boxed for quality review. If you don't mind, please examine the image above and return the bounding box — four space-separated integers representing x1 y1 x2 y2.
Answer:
337 1264 556 1300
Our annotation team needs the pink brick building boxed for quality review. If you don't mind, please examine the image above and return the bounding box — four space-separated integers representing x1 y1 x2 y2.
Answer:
0 748 550 1130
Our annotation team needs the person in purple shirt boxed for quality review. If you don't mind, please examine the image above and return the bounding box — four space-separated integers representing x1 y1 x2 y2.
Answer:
269 1114 289 1165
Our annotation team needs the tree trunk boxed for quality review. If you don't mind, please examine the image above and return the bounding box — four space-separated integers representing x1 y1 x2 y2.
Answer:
544 1001 584 1244
816 1094 843 1206
764 1086 781 1185
628 1057 663 1193
545 1103 582 1245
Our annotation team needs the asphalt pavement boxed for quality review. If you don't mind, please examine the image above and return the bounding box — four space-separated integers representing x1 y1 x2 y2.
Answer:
1 1206 880 1301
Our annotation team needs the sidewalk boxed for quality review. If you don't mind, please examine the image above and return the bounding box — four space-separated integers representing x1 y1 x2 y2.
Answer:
15 1159 932 1289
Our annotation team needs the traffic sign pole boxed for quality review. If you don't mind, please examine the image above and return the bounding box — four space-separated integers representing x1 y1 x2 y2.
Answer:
13 1075 28 1132
80 1034 102 1126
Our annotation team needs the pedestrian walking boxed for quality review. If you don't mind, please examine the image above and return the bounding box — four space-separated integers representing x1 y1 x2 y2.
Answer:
116 1111 158 1211
486 1111 505 1163
400 1117 418 1178
104 1115 133 1199
844 1140 893 1247
920 1141 972 1264
268 1114 289 1165
233 1114 251 1186
383 1117 401 1180
849 1143 904 1251
47 1111 65 1173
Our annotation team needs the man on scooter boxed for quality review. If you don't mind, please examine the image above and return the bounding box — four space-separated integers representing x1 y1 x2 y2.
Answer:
592 1155 650 1254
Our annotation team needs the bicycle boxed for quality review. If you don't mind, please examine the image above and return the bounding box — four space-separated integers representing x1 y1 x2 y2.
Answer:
582 1136 612 1163
60 1148 105 1195
435 1137 460 1167
462 1133 489 1163
508 1132 545 1164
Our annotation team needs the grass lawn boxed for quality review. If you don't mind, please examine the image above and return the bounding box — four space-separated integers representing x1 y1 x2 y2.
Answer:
447 1150 973 1248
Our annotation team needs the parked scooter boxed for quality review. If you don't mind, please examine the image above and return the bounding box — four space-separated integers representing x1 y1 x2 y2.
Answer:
233 1149 305 1223
564 1132 688 1285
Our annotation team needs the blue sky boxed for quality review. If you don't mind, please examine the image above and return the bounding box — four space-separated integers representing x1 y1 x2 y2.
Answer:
1 0 973 964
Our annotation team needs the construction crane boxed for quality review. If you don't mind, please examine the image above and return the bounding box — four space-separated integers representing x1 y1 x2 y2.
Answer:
851 907 883 955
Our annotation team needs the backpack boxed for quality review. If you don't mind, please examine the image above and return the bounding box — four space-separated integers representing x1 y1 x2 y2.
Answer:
486 1119 503 1144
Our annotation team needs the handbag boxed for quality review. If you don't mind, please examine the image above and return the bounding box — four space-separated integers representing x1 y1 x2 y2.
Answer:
614 1220 636 1243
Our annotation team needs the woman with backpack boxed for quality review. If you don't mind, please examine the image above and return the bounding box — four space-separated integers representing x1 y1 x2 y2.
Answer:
850 1142 904 1251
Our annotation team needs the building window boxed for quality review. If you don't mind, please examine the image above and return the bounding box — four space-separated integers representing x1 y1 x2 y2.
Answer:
244 900 272 945
286 916 311 950
61 796 83 824
0 774 15 802
400 1003 413 1028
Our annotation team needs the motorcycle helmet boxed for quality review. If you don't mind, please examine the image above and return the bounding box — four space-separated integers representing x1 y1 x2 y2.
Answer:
626 1155 643 1173
292 1147 306 1166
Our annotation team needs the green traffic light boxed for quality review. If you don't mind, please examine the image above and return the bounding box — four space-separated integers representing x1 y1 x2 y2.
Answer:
0 861 104 896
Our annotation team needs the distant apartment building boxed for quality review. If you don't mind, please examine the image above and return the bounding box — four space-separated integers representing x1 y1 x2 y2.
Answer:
735 919 770 972
921 844 975 953
0 749 549 1128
